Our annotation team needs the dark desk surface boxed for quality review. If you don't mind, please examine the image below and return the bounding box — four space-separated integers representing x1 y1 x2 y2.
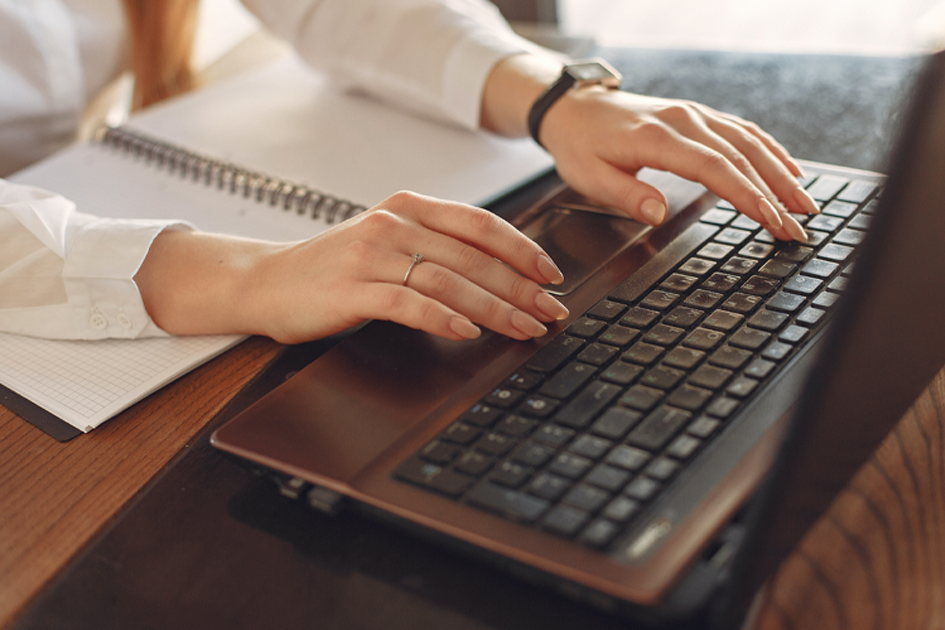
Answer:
2 50 940 630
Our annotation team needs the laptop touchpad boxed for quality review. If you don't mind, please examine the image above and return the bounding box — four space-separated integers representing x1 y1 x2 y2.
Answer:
520 206 650 295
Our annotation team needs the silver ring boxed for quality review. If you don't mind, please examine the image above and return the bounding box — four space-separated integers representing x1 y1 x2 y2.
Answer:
402 252 425 286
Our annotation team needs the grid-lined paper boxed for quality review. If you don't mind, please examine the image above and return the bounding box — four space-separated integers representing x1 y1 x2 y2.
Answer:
0 332 243 432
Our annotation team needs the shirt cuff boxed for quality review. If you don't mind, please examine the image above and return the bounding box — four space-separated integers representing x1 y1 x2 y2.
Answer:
62 217 194 339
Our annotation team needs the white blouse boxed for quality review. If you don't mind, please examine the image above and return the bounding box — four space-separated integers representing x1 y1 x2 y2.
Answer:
0 0 540 340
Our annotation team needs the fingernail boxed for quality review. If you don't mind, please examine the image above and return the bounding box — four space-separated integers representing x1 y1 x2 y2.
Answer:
639 199 667 225
537 253 564 285
782 214 808 242
511 310 548 338
794 187 820 214
535 291 569 321
758 197 783 230
790 159 807 178
450 316 481 340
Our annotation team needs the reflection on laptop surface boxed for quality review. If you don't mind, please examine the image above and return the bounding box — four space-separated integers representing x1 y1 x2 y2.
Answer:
211 50 945 628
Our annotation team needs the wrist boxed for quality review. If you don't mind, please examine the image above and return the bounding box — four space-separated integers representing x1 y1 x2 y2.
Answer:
527 58 622 148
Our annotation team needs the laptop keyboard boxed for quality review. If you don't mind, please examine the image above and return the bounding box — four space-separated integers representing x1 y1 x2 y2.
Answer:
394 173 880 550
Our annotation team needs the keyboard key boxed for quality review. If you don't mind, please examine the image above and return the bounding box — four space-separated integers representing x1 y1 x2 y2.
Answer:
706 396 740 418
645 457 681 481
504 371 543 390
796 306 826 326
726 376 759 398
623 342 664 365
396 459 475 497
420 440 461 464
730 326 771 350
527 472 571 501
709 345 753 370
807 215 844 233
767 291 806 313
586 299 627 322
640 365 686 390
783 274 823 296
663 306 705 329
741 275 780 296
642 290 681 311
685 289 724 309
837 179 877 203
526 336 584 372
715 228 752 245
519 395 559 418
702 310 744 332
605 444 651 471
598 324 640 348
600 361 643 385
744 358 776 379
467 482 549 522
475 432 517 456
758 259 796 279
590 407 643 440
644 323 685 346
603 496 641 522
660 273 699 293
489 461 531 487
484 387 524 408
542 504 590 537
779 325 809 344
569 435 614 460
666 434 702 460
731 215 762 231
581 518 621 548
454 451 495 477
626 406 691 451
702 272 740 293
562 483 611 512
747 309 788 331
720 256 757 274
822 200 858 218
721 292 762 313
620 384 665 412
688 364 733 390
567 317 608 339
512 441 555 467
683 327 725 351
663 346 706 370
555 381 622 429
802 259 840 278
701 208 737 225
621 307 660 328
832 229 865 247
762 341 793 361
697 243 734 260
577 343 618 366
774 244 814 264
539 362 597 399
687 416 721 438
533 424 575 448
679 257 716 276
585 464 633 492
807 175 849 201
442 422 481 445
625 476 661 501
548 453 594 479
525 472 571 501
460 404 503 427
739 242 775 259
665 384 713 411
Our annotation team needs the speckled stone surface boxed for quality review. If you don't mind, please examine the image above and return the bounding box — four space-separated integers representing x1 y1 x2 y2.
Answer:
600 48 925 172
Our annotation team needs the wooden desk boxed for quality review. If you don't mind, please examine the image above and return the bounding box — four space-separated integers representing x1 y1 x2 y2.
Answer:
3 341 945 630
0 336 283 628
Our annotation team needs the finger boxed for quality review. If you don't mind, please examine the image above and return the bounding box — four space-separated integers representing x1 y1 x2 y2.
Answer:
556 158 669 225
385 191 565 285
717 111 805 177
353 281 485 341
705 114 820 216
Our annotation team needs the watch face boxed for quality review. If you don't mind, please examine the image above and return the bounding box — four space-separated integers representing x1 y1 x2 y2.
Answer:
567 60 622 86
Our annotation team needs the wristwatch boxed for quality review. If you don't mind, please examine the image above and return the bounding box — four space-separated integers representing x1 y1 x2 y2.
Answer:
527 58 622 147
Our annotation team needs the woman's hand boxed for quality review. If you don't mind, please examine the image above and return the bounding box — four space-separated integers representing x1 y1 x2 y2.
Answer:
481 54 820 241
135 191 569 344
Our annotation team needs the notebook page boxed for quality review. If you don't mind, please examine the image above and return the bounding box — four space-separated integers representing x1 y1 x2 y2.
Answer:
0 332 242 432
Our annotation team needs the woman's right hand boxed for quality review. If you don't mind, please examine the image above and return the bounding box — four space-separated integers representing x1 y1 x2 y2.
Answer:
136 191 569 344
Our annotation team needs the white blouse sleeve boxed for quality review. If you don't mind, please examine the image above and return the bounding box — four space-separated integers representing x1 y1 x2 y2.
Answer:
239 0 551 130
0 178 192 340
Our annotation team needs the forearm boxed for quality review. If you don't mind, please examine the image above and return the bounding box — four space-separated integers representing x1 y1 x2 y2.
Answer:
480 53 563 137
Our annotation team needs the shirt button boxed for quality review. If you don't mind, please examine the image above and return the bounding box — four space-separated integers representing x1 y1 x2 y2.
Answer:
90 310 108 331
117 312 134 330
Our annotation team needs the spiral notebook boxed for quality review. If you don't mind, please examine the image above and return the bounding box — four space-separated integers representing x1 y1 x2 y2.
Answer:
3 53 554 439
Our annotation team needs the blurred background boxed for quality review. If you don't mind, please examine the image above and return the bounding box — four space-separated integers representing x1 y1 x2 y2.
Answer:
193 0 945 73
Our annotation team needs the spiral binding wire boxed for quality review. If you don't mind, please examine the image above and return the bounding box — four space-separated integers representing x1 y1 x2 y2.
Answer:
95 126 366 223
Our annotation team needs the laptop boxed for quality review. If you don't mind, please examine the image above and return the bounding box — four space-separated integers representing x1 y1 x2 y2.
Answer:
211 49 945 627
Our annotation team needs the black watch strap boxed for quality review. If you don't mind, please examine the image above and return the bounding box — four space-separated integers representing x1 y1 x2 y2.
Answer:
527 58 622 148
